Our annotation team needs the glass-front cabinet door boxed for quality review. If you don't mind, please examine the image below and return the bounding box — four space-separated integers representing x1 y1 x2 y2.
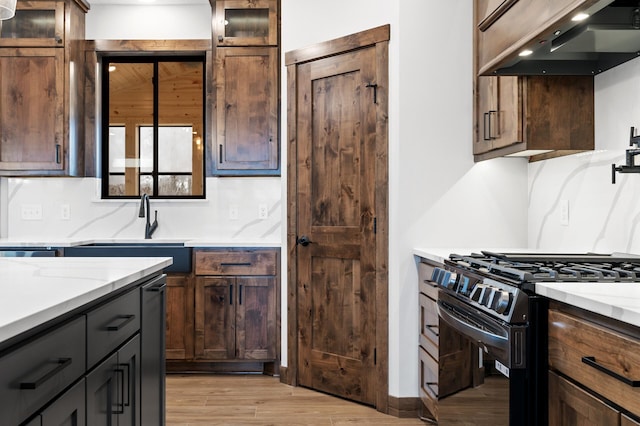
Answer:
0 1 65 47
214 0 277 46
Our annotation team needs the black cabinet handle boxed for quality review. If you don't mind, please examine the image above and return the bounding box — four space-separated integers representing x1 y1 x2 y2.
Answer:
239 285 243 305
55 144 61 164
229 285 233 305
483 112 490 141
219 145 223 164
425 382 439 398
582 356 640 387
20 358 72 390
220 262 251 267
145 282 166 292
106 315 135 331
488 110 497 140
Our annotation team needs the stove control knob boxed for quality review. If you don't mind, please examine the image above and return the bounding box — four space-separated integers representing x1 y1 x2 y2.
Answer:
470 284 486 302
480 287 494 307
494 291 512 315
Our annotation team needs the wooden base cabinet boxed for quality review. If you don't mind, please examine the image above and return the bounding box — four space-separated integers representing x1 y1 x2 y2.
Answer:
417 259 473 421
166 274 194 360
194 249 278 363
548 304 640 424
167 248 280 373
195 275 276 360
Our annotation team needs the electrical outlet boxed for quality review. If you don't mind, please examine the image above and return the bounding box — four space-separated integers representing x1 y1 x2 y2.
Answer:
229 205 239 220
258 204 268 220
21 204 43 221
61 204 71 220
560 200 569 226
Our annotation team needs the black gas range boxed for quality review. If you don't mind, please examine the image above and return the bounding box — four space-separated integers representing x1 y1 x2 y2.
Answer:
428 251 640 426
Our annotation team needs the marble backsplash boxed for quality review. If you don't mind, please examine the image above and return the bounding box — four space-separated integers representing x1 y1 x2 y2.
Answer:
529 55 640 254
3 177 282 242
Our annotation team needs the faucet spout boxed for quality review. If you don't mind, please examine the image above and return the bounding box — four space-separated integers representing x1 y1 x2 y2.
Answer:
139 194 158 239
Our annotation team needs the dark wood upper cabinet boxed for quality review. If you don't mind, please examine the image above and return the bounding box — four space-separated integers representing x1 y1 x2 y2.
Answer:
474 75 594 162
473 1 595 162
0 0 88 176
211 0 280 175
213 46 279 174
213 0 278 47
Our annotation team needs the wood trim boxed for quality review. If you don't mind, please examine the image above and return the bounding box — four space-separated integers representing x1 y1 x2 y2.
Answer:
284 62 298 387
93 39 212 52
374 38 390 415
387 396 420 418
477 0 519 32
284 24 390 66
285 26 390 412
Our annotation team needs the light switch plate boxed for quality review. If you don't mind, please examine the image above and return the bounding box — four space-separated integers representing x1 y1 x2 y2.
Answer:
21 204 43 221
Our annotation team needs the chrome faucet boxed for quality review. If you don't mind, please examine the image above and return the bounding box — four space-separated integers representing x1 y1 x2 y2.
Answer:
138 193 158 239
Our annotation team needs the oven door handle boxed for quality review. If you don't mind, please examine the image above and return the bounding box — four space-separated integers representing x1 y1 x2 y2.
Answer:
436 300 509 352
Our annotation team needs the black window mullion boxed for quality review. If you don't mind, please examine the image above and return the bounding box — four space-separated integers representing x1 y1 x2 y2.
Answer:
153 60 160 197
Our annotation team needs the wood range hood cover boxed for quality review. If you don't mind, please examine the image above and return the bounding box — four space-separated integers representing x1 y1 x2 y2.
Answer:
490 0 640 76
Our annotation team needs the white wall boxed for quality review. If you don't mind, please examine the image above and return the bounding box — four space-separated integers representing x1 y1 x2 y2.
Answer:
86 4 211 40
282 0 529 398
529 56 640 252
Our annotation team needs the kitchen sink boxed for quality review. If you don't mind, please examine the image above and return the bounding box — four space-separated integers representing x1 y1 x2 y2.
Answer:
63 243 192 273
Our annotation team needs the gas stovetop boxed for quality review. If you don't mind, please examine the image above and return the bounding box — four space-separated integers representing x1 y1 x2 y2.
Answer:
435 251 640 323
448 251 640 285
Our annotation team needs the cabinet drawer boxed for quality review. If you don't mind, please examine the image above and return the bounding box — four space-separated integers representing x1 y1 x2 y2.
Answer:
0 316 86 426
549 309 640 416
87 288 140 368
419 293 439 357
419 345 439 399
418 262 438 300
195 250 277 276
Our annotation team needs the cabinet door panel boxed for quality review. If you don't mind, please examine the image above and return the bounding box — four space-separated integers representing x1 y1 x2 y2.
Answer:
40 379 86 426
116 335 141 426
215 47 278 172
0 1 65 47
236 277 276 360
475 76 520 154
166 274 193 360
214 0 277 46
0 48 64 171
86 353 118 426
549 371 619 426
195 277 236 359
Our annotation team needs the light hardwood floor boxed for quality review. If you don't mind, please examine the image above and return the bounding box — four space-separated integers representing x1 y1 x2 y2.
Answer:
166 374 425 425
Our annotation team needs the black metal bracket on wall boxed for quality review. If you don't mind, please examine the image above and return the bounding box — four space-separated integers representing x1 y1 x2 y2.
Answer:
612 127 640 184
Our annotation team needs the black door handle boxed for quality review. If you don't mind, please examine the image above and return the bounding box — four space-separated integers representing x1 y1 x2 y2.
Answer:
296 236 312 246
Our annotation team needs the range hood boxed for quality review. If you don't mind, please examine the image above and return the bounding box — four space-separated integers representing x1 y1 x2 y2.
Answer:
495 0 640 75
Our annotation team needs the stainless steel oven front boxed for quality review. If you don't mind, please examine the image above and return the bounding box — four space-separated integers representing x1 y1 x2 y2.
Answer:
423 267 548 426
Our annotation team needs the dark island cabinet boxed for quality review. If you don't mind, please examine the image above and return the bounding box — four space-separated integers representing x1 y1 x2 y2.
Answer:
24 379 86 426
0 273 165 426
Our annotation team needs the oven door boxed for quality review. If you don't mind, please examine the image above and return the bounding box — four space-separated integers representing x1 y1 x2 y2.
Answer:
436 291 527 370
427 290 531 426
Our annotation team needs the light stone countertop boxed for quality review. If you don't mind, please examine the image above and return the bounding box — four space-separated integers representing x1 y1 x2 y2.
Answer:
0 256 172 345
0 238 281 248
414 247 640 329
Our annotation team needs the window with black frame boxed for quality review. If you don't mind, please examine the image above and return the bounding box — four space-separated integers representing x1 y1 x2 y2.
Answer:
102 56 205 198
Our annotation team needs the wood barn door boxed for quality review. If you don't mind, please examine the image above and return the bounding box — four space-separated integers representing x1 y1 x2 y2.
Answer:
286 25 389 410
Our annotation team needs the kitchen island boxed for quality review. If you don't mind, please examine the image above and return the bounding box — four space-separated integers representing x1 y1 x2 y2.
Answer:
0 256 172 426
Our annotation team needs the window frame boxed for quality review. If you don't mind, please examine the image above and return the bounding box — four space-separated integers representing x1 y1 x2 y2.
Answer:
100 55 207 200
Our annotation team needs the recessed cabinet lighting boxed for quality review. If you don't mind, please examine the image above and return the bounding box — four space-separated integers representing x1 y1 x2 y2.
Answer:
519 49 533 57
